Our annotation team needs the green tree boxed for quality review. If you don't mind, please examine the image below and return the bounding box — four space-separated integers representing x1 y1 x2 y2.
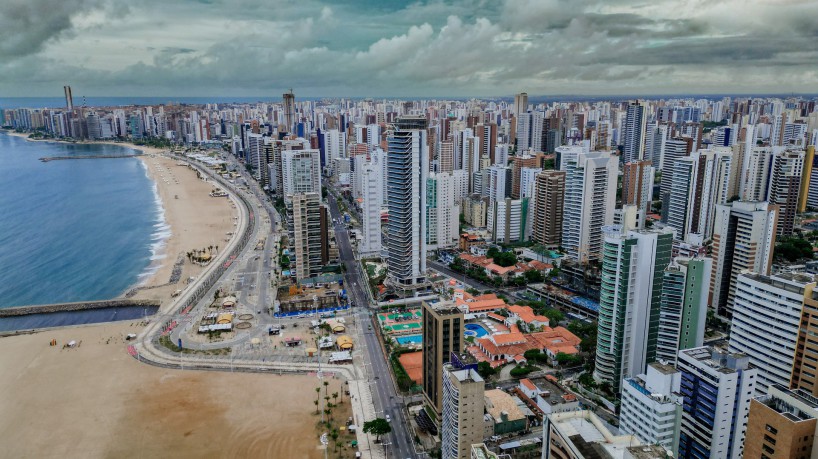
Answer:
477 361 496 379
449 257 465 273
494 251 517 267
775 237 814 262
363 418 392 442
524 270 545 283
540 308 565 325
555 352 580 366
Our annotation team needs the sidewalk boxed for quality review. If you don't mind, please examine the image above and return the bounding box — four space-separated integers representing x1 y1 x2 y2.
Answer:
348 379 385 459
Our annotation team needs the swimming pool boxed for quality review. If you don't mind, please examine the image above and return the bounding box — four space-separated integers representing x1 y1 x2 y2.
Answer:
464 323 489 338
395 334 422 345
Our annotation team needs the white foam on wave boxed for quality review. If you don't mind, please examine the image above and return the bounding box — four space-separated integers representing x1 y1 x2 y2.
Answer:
135 161 171 285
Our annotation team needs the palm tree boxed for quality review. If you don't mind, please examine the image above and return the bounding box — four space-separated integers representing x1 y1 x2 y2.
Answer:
313 399 319 414
332 392 339 406
323 380 330 397
330 429 339 452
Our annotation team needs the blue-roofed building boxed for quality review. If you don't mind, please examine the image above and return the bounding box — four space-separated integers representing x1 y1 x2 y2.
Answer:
525 283 599 321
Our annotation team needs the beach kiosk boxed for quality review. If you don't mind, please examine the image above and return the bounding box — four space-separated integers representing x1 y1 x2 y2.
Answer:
336 335 353 351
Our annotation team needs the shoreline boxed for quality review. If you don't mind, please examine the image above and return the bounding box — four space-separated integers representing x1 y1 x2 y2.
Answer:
1 129 237 310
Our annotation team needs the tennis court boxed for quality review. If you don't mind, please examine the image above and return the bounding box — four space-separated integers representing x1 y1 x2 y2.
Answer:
383 322 421 333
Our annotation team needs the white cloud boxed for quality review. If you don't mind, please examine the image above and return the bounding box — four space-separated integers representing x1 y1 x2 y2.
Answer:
1 0 817 96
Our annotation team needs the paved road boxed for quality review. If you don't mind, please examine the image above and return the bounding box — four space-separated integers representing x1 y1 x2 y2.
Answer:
426 259 492 292
327 196 420 459
169 155 282 351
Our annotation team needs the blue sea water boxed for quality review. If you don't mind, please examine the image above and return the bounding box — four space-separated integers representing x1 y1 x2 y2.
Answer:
0 132 167 307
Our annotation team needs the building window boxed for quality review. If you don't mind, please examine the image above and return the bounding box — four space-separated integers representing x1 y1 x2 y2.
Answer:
766 424 778 435
764 434 776 445
762 444 775 454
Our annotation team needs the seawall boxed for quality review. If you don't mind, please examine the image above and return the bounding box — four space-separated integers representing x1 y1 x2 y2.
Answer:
0 299 161 317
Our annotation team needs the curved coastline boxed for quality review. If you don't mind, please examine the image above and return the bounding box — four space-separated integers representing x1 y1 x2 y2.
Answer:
0 130 174 305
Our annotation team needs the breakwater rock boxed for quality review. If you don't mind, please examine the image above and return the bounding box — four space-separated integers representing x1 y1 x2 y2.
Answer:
0 299 161 317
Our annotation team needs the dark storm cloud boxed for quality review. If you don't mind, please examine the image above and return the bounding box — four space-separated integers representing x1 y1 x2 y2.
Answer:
0 0 817 96
0 0 102 58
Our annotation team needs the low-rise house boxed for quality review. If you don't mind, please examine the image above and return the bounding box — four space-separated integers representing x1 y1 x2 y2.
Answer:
484 389 529 435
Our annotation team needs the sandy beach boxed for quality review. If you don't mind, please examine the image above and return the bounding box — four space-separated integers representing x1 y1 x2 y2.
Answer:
130 153 237 308
0 322 347 459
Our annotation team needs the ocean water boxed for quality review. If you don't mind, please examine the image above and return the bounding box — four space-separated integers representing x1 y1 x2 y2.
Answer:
0 132 167 307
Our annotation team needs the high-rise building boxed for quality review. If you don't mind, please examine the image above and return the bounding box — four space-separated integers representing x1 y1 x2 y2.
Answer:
475 123 497 164
510 153 542 199
422 300 465 415
645 123 669 169
621 160 654 227
594 226 673 392
543 410 665 459
513 92 528 117
486 165 511 202
656 257 712 366
531 171 565 247
769 148 805 236
741 146 774 201
677 346 757 459
744 384 818 458
797 146 815 212
665 148 733 241
290 193 329 281
659 137 693 219
359 158 383 257
322 129 346 174
441 363 484 459
619 362 682 453
282 90 295 134
515 111 543 152
85 112 101 140
519 167 541 199
426 172 461 250
559 146 618 263
710 201 778 318
622 102 647 163
488 197 528 244
281 149 322 199
729 272 816 395
386 116 429 287
790 279 818 396
64 85 73 111
438 140 455 172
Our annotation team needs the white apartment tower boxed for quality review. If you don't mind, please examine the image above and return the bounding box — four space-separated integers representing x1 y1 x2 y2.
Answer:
359 158 384 257
619 363 682 453
728 272 815 395
281 149 322 199
559 146 619 263
426 172 462 250
710 201 778 318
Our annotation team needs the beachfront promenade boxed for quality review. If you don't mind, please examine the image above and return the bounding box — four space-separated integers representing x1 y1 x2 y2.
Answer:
131 153 384 459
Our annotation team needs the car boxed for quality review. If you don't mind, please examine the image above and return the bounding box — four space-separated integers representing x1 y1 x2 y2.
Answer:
385 415 391 422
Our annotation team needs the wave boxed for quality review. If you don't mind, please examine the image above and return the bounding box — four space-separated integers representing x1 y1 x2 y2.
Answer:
136 162 171 285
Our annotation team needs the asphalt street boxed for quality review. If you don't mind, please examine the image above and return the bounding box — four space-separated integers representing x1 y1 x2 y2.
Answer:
426 258 492 292
327 195 420 459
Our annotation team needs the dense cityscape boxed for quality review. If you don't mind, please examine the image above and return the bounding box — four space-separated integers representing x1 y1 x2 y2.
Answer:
3 87 818 459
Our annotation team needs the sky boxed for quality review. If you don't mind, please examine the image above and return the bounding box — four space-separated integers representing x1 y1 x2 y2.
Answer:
1 0 817 98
